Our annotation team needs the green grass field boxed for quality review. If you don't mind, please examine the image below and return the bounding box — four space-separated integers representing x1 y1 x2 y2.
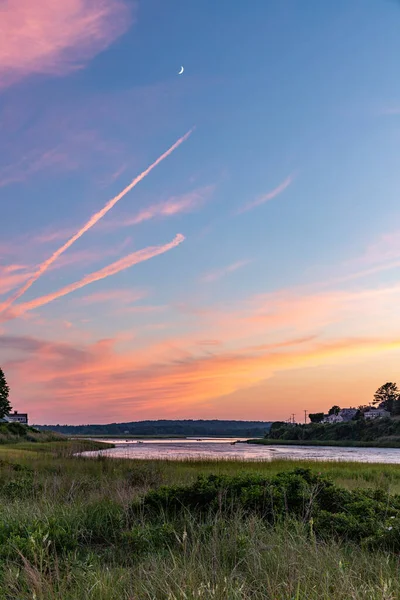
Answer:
1 440 400 599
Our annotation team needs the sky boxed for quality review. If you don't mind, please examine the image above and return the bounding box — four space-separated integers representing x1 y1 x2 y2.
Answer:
1 0 400 425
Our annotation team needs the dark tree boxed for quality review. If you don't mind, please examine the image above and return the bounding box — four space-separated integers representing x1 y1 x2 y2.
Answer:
328 405 341 416
0 367 11 419
373 382 399 414
309 412 324 423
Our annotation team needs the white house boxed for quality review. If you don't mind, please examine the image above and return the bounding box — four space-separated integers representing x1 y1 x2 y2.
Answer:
364 408 390 420
322 408 358 424
4 411 29 424
323 414 343 424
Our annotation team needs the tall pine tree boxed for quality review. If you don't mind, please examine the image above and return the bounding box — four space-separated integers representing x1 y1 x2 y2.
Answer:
0 367 11 419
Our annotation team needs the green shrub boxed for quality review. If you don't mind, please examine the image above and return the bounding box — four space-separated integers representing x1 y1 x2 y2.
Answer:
140 468 400 551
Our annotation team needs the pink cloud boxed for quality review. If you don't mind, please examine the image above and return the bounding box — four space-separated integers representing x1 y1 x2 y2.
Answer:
0 265 32 296
4 233 184 319
0 0 133 89
237 174 295 214
201 260 251 283
0 130 192 314
105 185 215 229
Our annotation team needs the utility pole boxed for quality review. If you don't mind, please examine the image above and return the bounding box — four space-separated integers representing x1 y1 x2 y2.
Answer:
291 413 295 424
304 410 308 424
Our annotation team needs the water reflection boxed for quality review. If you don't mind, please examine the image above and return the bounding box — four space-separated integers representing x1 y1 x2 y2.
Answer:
80 438 400 463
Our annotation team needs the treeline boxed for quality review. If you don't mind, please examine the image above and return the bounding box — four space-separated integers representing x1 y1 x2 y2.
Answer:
37 420 272 437
267 418 400 443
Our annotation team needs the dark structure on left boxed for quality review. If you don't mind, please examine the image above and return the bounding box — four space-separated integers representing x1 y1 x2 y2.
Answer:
5 410 28 425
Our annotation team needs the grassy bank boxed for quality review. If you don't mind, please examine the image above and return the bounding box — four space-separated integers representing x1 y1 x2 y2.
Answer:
1 442 400 598
0 422 66 445
246 437 400 448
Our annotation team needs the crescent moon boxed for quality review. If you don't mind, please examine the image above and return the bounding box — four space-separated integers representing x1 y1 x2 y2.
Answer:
178 66 184 75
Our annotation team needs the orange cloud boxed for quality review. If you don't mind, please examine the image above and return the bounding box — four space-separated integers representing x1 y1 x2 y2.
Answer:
6 234 184 319
237 173 295 214
0 130 192 314
4 331 400 424
0 0 133 89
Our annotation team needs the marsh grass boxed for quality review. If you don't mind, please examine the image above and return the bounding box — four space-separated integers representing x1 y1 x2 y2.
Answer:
1 443 400 598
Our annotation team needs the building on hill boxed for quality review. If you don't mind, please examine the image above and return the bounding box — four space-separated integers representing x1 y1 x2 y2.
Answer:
5 411 28 424
338 408 358 422
364 407 390 420
323 413 343 423
322 408 358 424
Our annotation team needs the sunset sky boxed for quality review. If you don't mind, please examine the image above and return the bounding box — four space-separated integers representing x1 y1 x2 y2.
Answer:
1 0 400 424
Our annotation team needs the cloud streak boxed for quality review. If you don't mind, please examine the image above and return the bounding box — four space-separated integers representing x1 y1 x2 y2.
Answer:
0 130 193 314
119 185 214 227
0 0 133 89
0 265 32 296
237 174 295 214
8 234 184 318
201 260 251 283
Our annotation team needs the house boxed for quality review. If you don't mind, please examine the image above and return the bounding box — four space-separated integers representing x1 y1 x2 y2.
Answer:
322 408 357 424
5 411 29 425
338 408 358 422
364 408 390 420
323 414 343 424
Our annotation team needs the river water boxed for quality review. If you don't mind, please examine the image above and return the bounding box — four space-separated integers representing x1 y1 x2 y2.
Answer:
80 438 400 464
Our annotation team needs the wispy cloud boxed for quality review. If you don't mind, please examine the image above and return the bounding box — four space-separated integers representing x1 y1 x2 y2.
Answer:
6 234 184 319
0 130 193 314
116 185 214 228
78 289 147 306
0 265 32 296
236 174 295 214
0 0 134 89
201 260 251 283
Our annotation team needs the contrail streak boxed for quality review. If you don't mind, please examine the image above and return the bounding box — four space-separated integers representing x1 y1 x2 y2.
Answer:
12 234 184 317
236 173 295 214
0 129 193 314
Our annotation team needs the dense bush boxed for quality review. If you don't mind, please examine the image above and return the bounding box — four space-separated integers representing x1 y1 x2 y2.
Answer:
267 418 400 444
140 468 400 550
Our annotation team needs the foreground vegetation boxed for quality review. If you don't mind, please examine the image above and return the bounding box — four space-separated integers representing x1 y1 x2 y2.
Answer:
1 441 400 598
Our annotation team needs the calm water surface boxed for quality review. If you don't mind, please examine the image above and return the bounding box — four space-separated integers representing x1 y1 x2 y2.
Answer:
81 438 400 463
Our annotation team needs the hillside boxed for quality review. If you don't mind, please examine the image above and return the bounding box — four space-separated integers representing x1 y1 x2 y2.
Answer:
36 419 272 437
0 422 64 444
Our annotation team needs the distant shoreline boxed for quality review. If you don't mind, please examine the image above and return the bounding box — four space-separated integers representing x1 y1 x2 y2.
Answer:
72 434 262 440
245 438 400 448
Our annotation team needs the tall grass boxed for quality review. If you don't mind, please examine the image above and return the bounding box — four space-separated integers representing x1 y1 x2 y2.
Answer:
3 517 400 599
1 443 400 598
